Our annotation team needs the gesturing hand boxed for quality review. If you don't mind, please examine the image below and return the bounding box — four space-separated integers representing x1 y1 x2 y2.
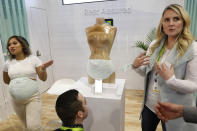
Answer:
133 51 149 68
41 60 54 71
155 63 174 80
155 102 183 122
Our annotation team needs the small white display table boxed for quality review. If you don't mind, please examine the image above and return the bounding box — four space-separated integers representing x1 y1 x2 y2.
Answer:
47 77 125 131
73 77 125 131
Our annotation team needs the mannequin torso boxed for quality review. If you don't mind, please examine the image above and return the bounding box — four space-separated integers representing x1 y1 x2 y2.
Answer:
86 18 117 84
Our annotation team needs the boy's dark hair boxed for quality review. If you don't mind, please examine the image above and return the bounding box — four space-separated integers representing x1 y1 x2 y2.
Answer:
7 35 31 60
55 89 84 125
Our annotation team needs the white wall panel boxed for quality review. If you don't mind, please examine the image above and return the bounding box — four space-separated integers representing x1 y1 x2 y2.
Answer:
29 8 54 92
28 0 47 9
25 0 54 92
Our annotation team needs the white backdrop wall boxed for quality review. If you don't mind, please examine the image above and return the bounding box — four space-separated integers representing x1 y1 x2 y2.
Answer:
25 0 54 93
46 0 184 89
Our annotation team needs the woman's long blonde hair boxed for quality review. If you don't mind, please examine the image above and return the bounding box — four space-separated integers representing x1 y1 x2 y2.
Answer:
150 4 194 57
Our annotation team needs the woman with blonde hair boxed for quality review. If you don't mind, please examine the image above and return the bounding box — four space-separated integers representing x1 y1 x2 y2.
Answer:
133 4 197 131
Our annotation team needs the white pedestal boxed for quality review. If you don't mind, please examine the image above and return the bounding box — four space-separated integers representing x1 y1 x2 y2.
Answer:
72 77 125 131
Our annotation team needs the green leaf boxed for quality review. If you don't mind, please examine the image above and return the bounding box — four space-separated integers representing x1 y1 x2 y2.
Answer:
133 28 156 51
145 28 156 45
135 41 148 51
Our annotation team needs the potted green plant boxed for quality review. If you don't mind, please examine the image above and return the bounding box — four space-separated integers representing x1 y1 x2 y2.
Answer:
134 27 156 51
